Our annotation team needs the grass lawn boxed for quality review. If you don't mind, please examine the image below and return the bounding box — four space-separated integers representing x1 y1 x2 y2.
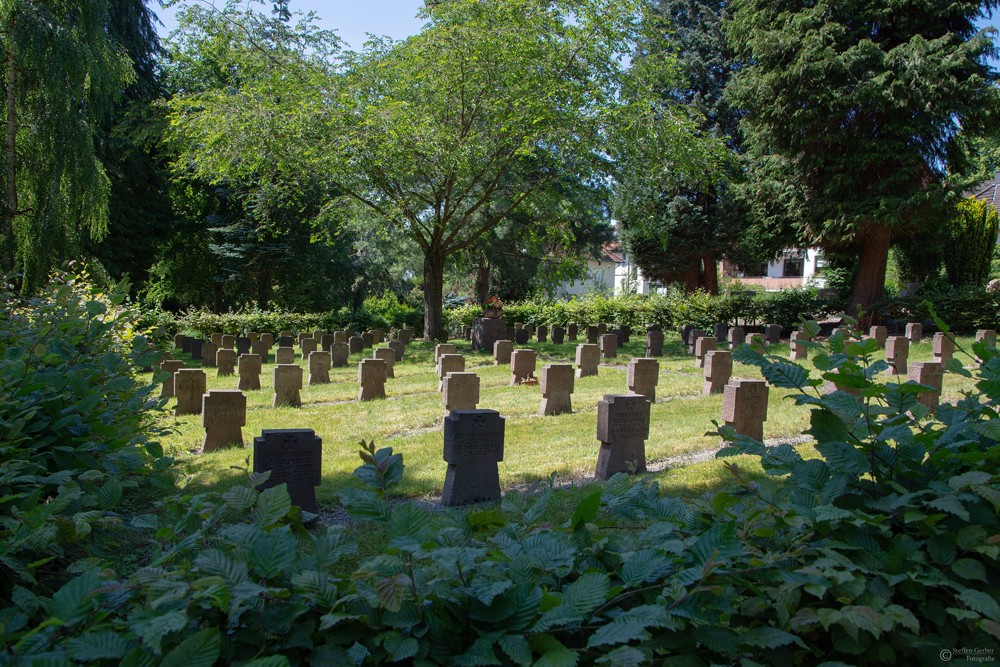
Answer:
151 331 982 506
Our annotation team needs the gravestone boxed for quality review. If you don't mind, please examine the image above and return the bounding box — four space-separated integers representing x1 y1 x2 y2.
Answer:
308 351 331 385
251 341 270 363
312 329 325 341
443 372 480 412
174 368 207 416
585 326 600 345
253 429 322 513
645 330 664 357
976 329 997 347
576 343 600 378
221 335 236 350
260 333 274 347
680 325 693 346
435 343 458 362
248 332 260 345
713 323 728 342
600 333 618 359
823 367 860 397
401 326 416 342
334 331 348 344
764 324 781 344
514 326 530 345
300 337 317 360
703 350 732 395
210 333 224 347
238 354 262 391
595 394 650 479
869 325 888 349
396 329 411 345
539 364 574 416
505 325 516 342
567 323 578 342
321 333 335 351
745 333 766 354
932 332 954 365
695 336 717 368
275 346 295 365
471 317 506 352
236 337 251 356
181 336 193 353
159 359 186 398
441 409 505 506
619 325 632 344
297 332 308 347
273 364 303 407
909 361 944 410
201 341 218 368
510 349 537 385
461 325 472 340
327 342 348 367
598 323 608 335
686 328 705 355
886 336 909 375
627 358 659 402
202 390 246 452
371 328 385 344
437 354 466 391
722 379 769 441
278 335 294 348
189 339 204 361
216 348 237 377
387 340 405 362
358 358 387 401
790 331 808 361
494 339 513 365
362 332 374 349
905 322 923 344
551 325 565 345
348 336 364 355
727 326 745 348
173 334 185 350
374 348 396 378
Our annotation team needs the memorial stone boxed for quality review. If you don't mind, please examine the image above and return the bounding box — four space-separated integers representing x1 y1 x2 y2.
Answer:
435 343 457 362
703 350 732 395
745 333 766 354
437 354 466 391
238 354 262 391
600 333 618 359
202 390 246 452
539 364 574 416
159 359 185 398
645 330 664 357
764 324 781 344
273 364 303 407
174 368 207 416
687 328 705 355
358 358 387 401
461 325 472 340
441 409 505 506
260 333 274 347
619 325 632 344
505 324 516 342
727 326 745 347
189 339 204 361
909 361 944 410
932 332 954 365
236 337 251 355
201 341 218 368
713 323 728 343
216 348 237 377
551 325 565 345
374 348 396 378
510 349 537 385
174 334 186 350
279 330 293 339
494 339 513 365
312 329 325 341
320 333 335 351
585 326 600 344
443 372 480 412
790 331 808 361
722 379 769 441
275 346 295 365
331 342 350 367
397 329 411 345
595 394 650 479
905 322 923 344
976 329 997 347
210 333 224 346
334 331 348 344
181 336 193 353
598 323 608 335
627 358 659 402
221 335 236 349
308 351 331 385
248 333 260 345
514 325 530 344
680 325 693 346
387 340 405 362
567 323 578 342
297 332 308 346
372 328 385 344
576 344 600 378
278 335 294 348
349 336 364 355
887 336 909 375
471 316 506 352
253 429 322 513
695 336 717 368
362 332 374 349
300 337 317 360
869 326 888 348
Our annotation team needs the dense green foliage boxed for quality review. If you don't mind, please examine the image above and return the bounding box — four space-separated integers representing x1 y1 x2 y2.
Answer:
945 198 1000 288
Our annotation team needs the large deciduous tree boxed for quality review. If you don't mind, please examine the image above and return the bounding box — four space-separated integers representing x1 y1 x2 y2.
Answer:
727 0 1000 314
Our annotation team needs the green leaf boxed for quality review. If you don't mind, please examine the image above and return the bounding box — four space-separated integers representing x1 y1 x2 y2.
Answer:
339 488 391 522
948 471 993 489
255 484 292 527
621 550 670 586
64 632 130 661
250 527 298 578
160 628 220 667
374 574 411 612
952 558 988 583
587 620 652 648
132 610 187 654
595 646 648 666
739 627 805 649
222 484 257 511
498 635 532 666
244 658 291 667
927 495 970 521
95 478 123 510
51 571 101 626
383 632 419 662
531 635 577 667
959 589 1000 622
762 361 809 389
561 572 609 616
571 489 602 530
195 549 248 585
815 441 865 476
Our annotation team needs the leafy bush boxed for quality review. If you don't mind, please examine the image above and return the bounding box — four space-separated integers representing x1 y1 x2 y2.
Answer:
878 285 1000 332
945 197 999 288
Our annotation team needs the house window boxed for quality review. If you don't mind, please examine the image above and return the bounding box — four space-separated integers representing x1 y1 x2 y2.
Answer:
783 256 804 277
741 263 768 277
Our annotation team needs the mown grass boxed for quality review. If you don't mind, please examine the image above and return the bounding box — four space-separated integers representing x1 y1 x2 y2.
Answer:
152 332 981 506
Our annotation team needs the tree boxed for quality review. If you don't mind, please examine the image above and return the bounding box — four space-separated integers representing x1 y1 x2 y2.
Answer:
944 197 999 288
727 0 1000 314
1 0 132 291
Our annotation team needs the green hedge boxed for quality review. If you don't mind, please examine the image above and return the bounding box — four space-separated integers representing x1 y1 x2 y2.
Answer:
877 285 1000 333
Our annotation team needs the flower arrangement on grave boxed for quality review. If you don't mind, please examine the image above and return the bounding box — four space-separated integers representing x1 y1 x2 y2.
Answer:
482 295 503 318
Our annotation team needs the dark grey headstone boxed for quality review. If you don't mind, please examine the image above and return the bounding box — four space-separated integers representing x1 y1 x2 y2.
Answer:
472 317 507 352
595 394 650 480
189 339 204 361
645 331 664 357
278 335 294 348
253 429 322 514
585 326 599 345
236 337 251 355
349 336 364 355
181 336 194 353
551 326 565 345
514 327 530 344
441 410 505 506
321 333 336 351
713 323 728 342
617 326 630 345
566 323 578 342
536 325 548 343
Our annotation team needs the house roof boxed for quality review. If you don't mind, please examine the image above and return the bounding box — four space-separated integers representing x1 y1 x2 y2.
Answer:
600 242 625 263
967 172 1000 206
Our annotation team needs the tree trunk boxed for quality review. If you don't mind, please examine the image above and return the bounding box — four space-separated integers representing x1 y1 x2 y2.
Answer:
682 257 701 292
423 249 446 341
847 224 892 317
702 251 719 295
3 44 17 272
474 254 490 306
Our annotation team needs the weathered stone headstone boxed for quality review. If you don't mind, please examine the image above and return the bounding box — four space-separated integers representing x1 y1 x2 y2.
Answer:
764 324 781 344
722 379 769 441
539 364 575 416
278 335 294 348
505 324 516 342
330 342 350 367
374 348 396 378
273 364 303 407
869 326 888 348
402 326 416 341
680 325 693 346
437 354 466 391
174 334 186 350
932 332 954 365
238 354 262 391
387 340 405 362
494 339 513 365
159 359 186 398
181 336 193 353
727 326 745 348
551 325 565 345
598 323 608 335
435 343 457 362
909 361 943 410
471 317 506 352
567 323 578 342
253 429 322 513
358 358 387 401
646 330 664 357
686 328 705 355
216 348 237 377
976 329 997 347
251 341 270 363
334 331 348 344
308 351 331 385
396 329 411 345
300 337 317 360
695 336 716 369
201 341 218 368
790 331 808 361
745 333 766 354
236 337 251 356
210 333 224 347
576 343 600 378
443 372 480 411
174 368 207 416
595 394 650 479
585 326 599 345
886 336 909 375
279 329 293 338
202 390 246 452
362 332 374 349
510 349 537 385
905 322 923 344
372 328 385 344
461 325 472 341
348 336 364 355
600 333 618 359
713 323 728 342
260 333 274 347
189 339 204 361
703 350 732 395
221 334 236 350
514 326 530 344
320 333 335 351
248 332 260 345
441 409 505 506
312 329 325 341
627 358 659 402
275 346 295 365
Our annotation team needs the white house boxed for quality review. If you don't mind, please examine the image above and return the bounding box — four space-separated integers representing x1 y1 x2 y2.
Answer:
555 242 662 298
721 249 827 290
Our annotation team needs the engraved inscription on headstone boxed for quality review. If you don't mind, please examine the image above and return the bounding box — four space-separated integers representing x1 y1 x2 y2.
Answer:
202 390 246 452
595 394 650 479
441 410 505 506
253 429 322 513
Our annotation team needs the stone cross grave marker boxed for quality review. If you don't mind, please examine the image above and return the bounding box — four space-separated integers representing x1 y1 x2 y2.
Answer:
618 325 631 345
236 337 251 355
932 332 954 365
251 341 270 363
312 329 325 341
221 334 236 350
576 343 599 378
494 339 513 365
300 337 317 360
320 333 335 351
189 339 204 361
174 368 207 416
585 325 599 344
686 328 705 355
727 326 745 348
210 333 223 347
248 332 260 345
441 409 505 506
514 324 530 344
437 354 465 391
703 350 732 395
745 333 766 354
308 351 331 385
358 358 387 401
886 336 909 375
277 335 294 348
374 347 396 378
443 372 480 411
600 333 618 359
387 340 405 362
627 358 659 402
349 336 364 355
869 325 887 349
331 342 349 367
551 325 565 345
238 354 262 391
202 390 246 452
539 364 574 415
722 379 769 441
908 361 943 410
159 359 185 398
333 331 348 344
905 322 923 344
216 348 237 377
536 325 548 343
595 394 650 479
260 333 274 347
253 429 322 513
695 336 716 368
201 341 218 368
273 364 303 407
713 323 728 342
434 343 457 363
510 349 537 385
275 347 295 365
397 329 411 344
371 328 385 344
764 324 781 344
362 332 374 348
646 330 664 357
567 323 578 342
